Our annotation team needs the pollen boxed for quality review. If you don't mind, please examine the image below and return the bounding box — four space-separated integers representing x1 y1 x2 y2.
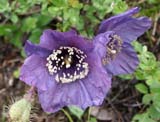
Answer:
103 34 123 65
46 46 89 83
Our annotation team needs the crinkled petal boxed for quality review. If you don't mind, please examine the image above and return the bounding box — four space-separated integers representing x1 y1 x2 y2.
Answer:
98 7 151 42
24 40 52 58
93 31 139 75
20 54 53 90
104 42 139 75
39 29 93 53
38 54 111 113
39 29 77 49
93 31 113 59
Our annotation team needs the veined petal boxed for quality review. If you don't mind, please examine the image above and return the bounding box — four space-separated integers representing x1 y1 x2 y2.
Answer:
24 40 52 58
104 42 139 75
20 28 112 113
93 31 114 59
94 31 139 75
39 29 93 53
98 7 140 33
20 55 53 91
38 53 111 113
98 7 151 43
39 29 78 50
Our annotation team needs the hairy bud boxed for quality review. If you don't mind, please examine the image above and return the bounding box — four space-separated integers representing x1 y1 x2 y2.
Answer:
9 98 32 122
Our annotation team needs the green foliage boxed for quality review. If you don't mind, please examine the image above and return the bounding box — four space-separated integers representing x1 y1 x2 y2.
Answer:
68 106 84 120
0 0 127 51
135 83 148 94
88 117 97 122
130 41 160 122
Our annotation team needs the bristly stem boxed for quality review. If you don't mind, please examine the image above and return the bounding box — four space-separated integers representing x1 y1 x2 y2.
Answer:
62 108 74 122
24 86 35 102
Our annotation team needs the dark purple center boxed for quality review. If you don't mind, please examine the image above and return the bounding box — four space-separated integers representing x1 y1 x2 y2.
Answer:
46 46 89 83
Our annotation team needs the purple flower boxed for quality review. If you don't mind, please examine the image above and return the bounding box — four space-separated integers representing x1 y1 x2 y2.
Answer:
93 7 151 75
20 29 111 112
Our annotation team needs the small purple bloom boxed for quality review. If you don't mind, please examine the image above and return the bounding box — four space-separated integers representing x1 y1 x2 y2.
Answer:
94 7 151 75
20 29 111 112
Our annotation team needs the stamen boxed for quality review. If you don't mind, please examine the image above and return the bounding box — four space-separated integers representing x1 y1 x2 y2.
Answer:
102 34 123 65
46 46 89 83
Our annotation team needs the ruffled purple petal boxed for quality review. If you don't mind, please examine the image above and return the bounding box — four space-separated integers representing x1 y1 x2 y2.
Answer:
98 7 151 43
38 54 111 113
39 29 93 53
24 40 52 58
104 42 139 75
98 7 139 33
20 54 53 90
39 29 77 50
93 31 113 59
93 31 139 75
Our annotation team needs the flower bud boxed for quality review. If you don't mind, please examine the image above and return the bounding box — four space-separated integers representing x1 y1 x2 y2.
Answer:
9 98 31 122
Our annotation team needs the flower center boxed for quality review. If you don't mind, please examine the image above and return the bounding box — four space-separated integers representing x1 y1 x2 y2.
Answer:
46 46 89 83
102 34 123 65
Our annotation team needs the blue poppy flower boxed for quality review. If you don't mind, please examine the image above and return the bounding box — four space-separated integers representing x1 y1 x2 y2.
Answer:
20 29 111 112
94 7 151 75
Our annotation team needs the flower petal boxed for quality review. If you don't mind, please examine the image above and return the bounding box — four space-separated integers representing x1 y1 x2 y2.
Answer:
39 29 93 53
93 31 113 59
98 7 151 42
24 40 52 58
104 42 139 75
38 54 111 113
20 54 53 90
39 29 78 50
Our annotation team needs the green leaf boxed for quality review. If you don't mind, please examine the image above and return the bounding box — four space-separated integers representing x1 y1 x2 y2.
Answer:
132 113 156 122
29 29 42 43
148 106 160 120
112 0 128 14
88 117 97 122
135 83 148 94
0 0 10 12
48 6 62 16
22 17 38 32
68 106 84 120
0 24 17 36
10 14 19 24
10 31 22 48
118 74 133 80
142 94 152 105
152 93 160 112
50 0 68 7
36 15 52 27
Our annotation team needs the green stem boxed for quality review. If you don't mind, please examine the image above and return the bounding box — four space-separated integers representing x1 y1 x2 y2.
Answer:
87 107 91 122
62 109 74 122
